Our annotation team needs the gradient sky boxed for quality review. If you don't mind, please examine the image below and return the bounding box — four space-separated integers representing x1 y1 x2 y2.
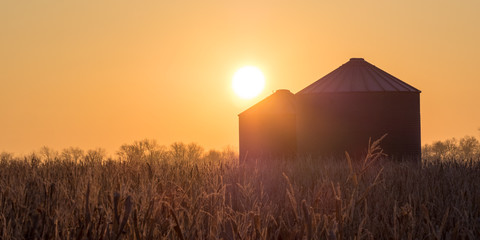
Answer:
1 0 479 155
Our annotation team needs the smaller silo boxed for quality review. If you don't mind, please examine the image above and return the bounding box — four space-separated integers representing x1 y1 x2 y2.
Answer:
238 89 296 162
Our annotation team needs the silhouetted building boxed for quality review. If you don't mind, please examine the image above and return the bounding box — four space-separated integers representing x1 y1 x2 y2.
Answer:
238 58 421 161
296 58 421 159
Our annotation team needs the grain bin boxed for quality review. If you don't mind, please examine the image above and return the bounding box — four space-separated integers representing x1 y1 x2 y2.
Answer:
238 89 296 161
295 58 421 160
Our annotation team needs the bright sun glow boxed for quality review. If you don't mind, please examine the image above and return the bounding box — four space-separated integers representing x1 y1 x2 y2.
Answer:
232 66 265 99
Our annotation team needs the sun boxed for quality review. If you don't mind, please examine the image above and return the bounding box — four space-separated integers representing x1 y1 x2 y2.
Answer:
232 66 265 99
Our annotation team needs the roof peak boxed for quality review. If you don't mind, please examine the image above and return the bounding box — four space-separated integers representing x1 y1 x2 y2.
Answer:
275 89 293 94
238 89 295 116
296 58 421 94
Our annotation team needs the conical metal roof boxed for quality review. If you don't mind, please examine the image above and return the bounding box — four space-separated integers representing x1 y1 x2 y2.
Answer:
238 89 295 116
297 58 421 94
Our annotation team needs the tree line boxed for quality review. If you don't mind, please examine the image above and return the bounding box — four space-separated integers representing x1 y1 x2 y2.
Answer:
2 135 480 163
422 135 480 161
0 139 235 163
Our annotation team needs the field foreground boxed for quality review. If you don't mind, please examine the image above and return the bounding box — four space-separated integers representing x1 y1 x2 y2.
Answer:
0 146 479 239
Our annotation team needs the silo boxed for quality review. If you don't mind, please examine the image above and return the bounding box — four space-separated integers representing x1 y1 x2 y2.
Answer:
295 58 421 160
238 89 296 162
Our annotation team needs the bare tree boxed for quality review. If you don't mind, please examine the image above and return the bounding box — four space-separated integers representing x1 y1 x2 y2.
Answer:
169 142 204 161
85 148 106 163
39 146 59 161
61 147 84 163
170 142 187 161
459 136 480 160
0 152 14 162
118 139 167 162
423 135 480 161
186 143 204 161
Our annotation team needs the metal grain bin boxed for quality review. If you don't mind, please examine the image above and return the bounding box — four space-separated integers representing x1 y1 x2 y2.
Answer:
295 58 421 160
238 90 296 162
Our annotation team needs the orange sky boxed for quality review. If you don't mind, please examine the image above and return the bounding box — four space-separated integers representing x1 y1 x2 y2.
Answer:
1 1 479 155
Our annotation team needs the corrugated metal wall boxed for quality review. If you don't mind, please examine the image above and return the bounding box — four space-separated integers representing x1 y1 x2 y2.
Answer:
295 92 421 160
238 90 297 162
239 113 296 161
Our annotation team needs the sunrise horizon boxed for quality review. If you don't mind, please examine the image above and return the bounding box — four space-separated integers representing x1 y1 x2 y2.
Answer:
2 1 480 155
2 55 480 156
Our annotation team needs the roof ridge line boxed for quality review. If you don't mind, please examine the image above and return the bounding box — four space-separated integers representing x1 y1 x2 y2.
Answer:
367 63 401 91
375 66 420 92
296 58 421 94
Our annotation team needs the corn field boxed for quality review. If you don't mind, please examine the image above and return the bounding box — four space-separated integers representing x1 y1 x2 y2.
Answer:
0 140 479 239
